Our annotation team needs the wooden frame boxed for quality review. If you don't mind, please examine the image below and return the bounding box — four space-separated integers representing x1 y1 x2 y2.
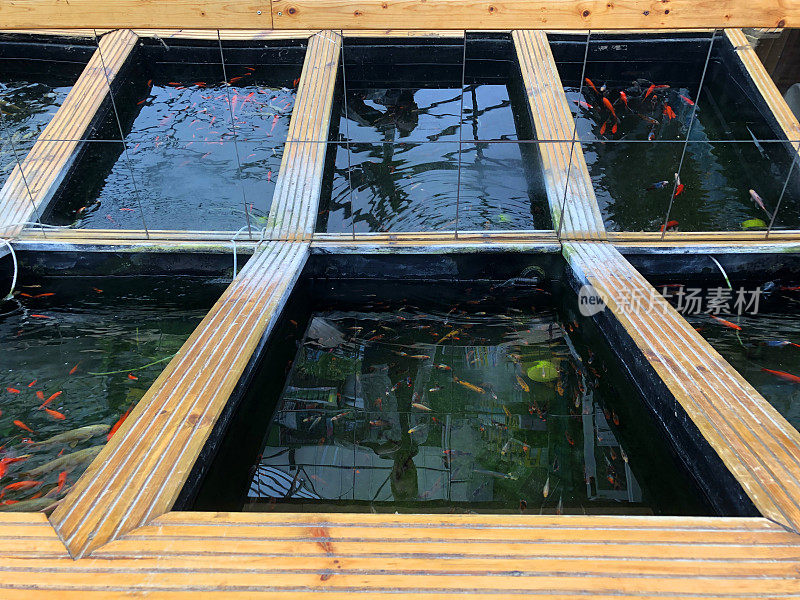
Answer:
3 23 800 596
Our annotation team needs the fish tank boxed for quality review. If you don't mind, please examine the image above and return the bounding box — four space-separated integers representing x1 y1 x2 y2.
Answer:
0 34 94 190
316 33 552 234
549 32 800 233
181 255 755 516
40 38 306 232
0 266 229 512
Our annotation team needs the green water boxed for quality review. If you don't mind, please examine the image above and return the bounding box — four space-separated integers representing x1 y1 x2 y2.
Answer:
45 48 303 231
0 59 85 190
223 283 711 515
0 276 225 509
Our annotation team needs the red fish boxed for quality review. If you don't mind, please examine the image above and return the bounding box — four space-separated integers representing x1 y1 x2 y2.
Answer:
575 100 593 110
229 76 245 84
660 220 679 232
680 95 694 106
13 420 33 433
565 432 576 446
292 78 300 87
69 363 79 375
618 91 628 109
56 471 67 493
673 184 685 198
600 121 607 135
30 314 51 319
611 122 618 134
0 480 41 498
0 455 29 478
644 84 656 99
602 97 617 121
34 293 54 298
762 368 800 383
6 387 20 394
711 315 742 331
654 84 671 90
128 373 138 381
35 391 44 401
27 380 37 388
663 105 677 120
44 408 65 420
108 407 133 441
584 78 599 95
40 391 61 408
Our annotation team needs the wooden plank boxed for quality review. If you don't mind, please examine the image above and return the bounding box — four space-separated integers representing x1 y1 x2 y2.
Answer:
0 1 272 30
267 31 342 240
513 30 606 241
272 1 799 30
610 230 800 243
129 29 314 40
17 228 269 242
49 241 309 558
0 29 138 238
1 513 798 597
726 28 800 151
564 241 800 532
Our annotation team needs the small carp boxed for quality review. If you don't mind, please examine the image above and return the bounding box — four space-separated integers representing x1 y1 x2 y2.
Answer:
29 424 110 448
0 497 60 512
543 475 550 498
411 403 432 412
25 446 103 478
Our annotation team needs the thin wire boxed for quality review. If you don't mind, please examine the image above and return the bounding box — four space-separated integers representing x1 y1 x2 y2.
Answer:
93 29 150 239
765 150 799 239
660 29 717 241
217 29 252 240
0 125 47 239
454 31 467 240
556 30 591 240
338 32 356 242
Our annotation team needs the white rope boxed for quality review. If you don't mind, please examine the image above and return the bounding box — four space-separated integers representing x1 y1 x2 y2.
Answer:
1 239 18 301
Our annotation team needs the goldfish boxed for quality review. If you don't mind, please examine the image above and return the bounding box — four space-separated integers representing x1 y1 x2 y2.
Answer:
29 424 110 448
1 480 41 498
44 408 65 420
663 105 677 120
515 375 529 393
34 293 54 298
408 354 431 360
27 380 37 388
454 377 485 394
408 423 428 435
673 184 685 198
435 364 452 371
612 411 620 426
35 391 44 401
30 314 50 319
543 476 550 498
749 189 770 216
762 368 800 383
0 497 59 512
13 421 33 433
602 97 617 121
584 78 599 95
764 340 800 348
330 411 351 422
6 387 20 394
26 447 103 479
439 329 460 343
228 76 245 84
611 123 618 134
644 84 656 98
660 220 679 232
565 432 576 446
575 100 593 110
128 373 138 381
618 91 628 109
56 471 67 493
428 385 442 392
680 95 694 106
68 363 79 375
369 420 389 427
0 455 29 478
412 403 432 411
599 121 607 135
647 180 669 190
40 391 62 408
710 315 742 331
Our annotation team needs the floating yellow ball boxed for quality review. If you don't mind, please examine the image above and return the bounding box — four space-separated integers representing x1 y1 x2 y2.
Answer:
526 360 559 383
742 218 766 230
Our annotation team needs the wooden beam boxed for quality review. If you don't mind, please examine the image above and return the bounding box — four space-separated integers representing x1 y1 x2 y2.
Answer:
267 30 342 240
0 1 272 30
609 230 800 243
513 29 606 240
0 29 138 238
1 512 799 597
726 28 800 151
48 240 309 558
564 241 800 532
272 1 799 30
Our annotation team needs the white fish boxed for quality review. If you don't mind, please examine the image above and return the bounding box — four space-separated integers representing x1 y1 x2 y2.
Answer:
543 475 550 498
749 189 771 217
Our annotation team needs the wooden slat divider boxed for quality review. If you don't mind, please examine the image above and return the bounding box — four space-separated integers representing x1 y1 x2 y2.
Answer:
266 30 341 241
513 30 606 241
610 230 800 243
0 29 138 238
48 240 309 558
1 513 799 596
564 240 800 532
